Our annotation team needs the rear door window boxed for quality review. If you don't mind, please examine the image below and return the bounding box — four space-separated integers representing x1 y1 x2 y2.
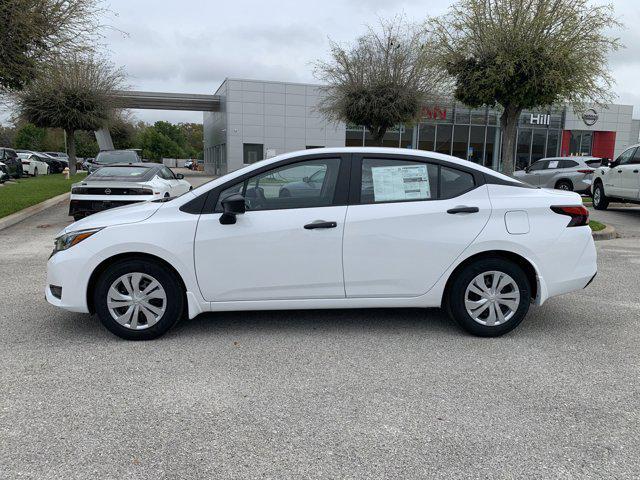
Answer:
360 158 438 204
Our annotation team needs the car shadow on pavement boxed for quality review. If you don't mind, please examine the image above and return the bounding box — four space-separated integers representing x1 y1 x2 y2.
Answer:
170 307 464 339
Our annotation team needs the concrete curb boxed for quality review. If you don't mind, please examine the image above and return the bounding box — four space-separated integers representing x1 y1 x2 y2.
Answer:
592 224 617 241
583 202 635 208
0 192 69 232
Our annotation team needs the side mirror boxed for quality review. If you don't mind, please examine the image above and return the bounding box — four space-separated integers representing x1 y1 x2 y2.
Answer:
176 173 184 179
303 176 310 183
219 193 246 225
524 166 530 173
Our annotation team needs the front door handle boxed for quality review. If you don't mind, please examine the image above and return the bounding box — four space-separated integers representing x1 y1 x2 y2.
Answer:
618 169 622 173
304 221 337 230
447 206 480 214
634 170 639 173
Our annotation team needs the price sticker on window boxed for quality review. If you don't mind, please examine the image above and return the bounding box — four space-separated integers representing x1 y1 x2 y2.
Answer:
371 164 431 202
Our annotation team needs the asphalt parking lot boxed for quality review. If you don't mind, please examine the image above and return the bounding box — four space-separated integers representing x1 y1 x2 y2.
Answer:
1 184 639 479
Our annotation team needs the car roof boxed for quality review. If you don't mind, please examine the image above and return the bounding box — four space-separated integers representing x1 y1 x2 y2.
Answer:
97 162 160 168
222 147 520 184
540 156 602 162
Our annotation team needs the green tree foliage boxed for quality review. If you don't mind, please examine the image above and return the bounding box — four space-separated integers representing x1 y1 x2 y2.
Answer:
74 131 99 158
13 123 45 150
315 17 445 145
13 55 125 174
0 0 103 92
136 125 185 161
428 0 621 174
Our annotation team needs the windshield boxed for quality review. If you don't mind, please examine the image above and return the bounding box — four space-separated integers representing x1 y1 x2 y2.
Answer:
90 166 150 178
96 150 140 164
17 153 30 159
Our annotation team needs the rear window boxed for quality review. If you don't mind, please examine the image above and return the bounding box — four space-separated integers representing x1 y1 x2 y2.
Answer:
90 166 149 177
559 160 579 168
440 166 476 199
95 151 140 164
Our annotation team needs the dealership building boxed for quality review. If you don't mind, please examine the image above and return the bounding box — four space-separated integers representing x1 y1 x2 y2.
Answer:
203 78 640 175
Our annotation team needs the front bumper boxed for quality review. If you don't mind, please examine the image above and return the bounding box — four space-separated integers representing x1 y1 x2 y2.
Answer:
46 248 92 313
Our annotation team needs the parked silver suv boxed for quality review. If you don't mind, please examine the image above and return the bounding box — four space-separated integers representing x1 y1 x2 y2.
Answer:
513 156 602 193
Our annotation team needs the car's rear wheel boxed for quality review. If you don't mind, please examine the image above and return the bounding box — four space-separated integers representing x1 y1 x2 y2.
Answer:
446 257 531 337
592 183 609 210
555 179 572 191
93 258 184 340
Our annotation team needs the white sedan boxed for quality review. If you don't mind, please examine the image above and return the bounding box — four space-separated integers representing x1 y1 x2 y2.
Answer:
46 147 597 340
68 163 192 220
17 152 50 176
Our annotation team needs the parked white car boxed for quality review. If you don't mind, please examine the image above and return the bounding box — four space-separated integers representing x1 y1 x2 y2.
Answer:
46 147 597 340
592 143 640 209
17 152 50 176
69 163 192 220
0 161 8 182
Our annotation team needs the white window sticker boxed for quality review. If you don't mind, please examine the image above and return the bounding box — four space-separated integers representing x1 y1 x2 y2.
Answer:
548 160 559 169
371 164 431 202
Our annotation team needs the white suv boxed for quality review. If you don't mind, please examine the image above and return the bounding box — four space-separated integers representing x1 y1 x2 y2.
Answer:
592 144 640 209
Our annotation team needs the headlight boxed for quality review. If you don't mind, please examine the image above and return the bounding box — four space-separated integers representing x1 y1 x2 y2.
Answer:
52 228 103 255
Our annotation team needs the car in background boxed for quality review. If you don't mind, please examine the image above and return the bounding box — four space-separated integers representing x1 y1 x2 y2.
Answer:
17 150 67 174
0 148 24 179
513 156 602 193
0 162 8 182
16 152 50 176
44 152 70 161
68 163 192 220
85 150 142 174
592 143 640 209
47 147 596 340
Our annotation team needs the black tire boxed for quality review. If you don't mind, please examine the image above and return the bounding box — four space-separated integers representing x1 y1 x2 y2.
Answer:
555 179 572 191
73 214 84 221
33 167 38 177
592 182 609 210
93 258 185 340
446 257 531 337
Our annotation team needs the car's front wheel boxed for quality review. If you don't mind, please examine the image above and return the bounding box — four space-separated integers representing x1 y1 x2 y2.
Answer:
93 258 184 340
592 183 609 210
446 257 531 337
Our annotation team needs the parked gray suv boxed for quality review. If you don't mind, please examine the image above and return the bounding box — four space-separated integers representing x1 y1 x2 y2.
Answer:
513 156 602 193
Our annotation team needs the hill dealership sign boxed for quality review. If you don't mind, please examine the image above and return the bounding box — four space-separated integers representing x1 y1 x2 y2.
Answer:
582 109 599 126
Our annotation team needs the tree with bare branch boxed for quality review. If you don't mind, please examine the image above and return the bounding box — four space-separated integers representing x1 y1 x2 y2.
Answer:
14 56 125 174
0 0 105 92
315 18 445 146
428 0 621 175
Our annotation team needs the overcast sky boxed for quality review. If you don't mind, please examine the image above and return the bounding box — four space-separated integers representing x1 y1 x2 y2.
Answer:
8 0 640 124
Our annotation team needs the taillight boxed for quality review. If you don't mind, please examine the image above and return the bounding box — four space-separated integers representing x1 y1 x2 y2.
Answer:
551 205 589 227
576 169 594 174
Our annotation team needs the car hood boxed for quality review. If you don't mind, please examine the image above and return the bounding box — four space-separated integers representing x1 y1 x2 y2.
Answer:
60 200 163 235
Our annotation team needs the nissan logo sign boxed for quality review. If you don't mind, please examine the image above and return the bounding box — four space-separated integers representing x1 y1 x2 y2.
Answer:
582 109 599 126
104 188 111 195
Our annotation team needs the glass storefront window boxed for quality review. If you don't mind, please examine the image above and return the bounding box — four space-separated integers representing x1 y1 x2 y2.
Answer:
400 125 413 149
516 129 532 170
469 126 486 164
470 108 487 125
346 127 364 146
418 124 435 151
455 106 471 124
485 127 498 168
546 130 559 157
435 124 453 155
531 130 547 163
452 125 470 159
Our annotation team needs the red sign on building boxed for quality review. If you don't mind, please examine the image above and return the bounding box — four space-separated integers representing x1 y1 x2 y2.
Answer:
421 106 447 121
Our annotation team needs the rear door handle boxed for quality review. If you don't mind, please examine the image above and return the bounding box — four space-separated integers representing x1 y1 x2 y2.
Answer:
304 221 337 230
447 206 480 214
634 170 639 173
618 169 622 173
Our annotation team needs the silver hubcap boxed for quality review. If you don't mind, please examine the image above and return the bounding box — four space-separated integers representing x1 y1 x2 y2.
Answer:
464 271 520 326
107 273 167 330
594 188 601 205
